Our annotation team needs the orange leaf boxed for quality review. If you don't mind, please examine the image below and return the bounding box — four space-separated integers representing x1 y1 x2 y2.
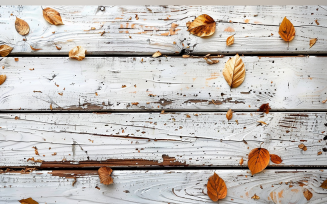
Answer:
239 157 244 165
270 154 282 164
43 7 64 25
15 17 30 36
258 103 271 114
98 166 113 185
30 45 42 51
187 14 216 37
226 35 234 46
248 148 270 175
207 172 227 202
226 109 233 120
19 197 39 204
0 75 6 85
0 45 13 57
303 188 313 201
278 17 295 42
310 38 317 48
321 180 327 189
251 194 260 200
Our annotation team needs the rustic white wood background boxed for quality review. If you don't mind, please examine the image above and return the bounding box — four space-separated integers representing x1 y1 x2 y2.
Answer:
1 5 327 204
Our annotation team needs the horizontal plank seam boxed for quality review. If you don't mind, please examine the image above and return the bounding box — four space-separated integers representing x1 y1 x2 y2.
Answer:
1 110 327 113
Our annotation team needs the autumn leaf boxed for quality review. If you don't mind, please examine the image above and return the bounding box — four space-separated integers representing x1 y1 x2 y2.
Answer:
298 143 307 151
0 45 13 57
43 7 64 25
251 194 260 200
320 179 327 189
223 54 245 88
15 17 30 36
152 51 162 58
239 157 244 165
278 17 295 42
226 109 233 120
98 166 113 185
248 148 270 175
187 14 216 37
69 46 86 61
207 172 227 202
270 154 282 164
258 103 271 114
303 188 313 201
30 45 42 51
310 38 317 48
226 35 234 46
0 75 6 85
19 197 39 204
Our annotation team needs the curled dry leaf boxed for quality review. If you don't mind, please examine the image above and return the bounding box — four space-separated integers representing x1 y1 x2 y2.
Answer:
258 103 271 114
278 17 295 42
226 109 233 120
15 17 30 36
207 172 227 202
98 166 113 185
303 188 313 201
69 46 86 61
43 7 64 25
251 194 260 200
321 180 327 189
152 51 162 58
226 35 234 46
270 154 282 164
187 14 216 37
0 45 13 57
248 148 270 175
19 197 39 204
30 45 42 51
310 38 317 48
223 54 245 88
0 75 6 85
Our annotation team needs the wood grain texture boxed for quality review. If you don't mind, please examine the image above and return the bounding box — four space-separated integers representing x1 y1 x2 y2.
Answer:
1 56 327 111
1 169 327 203
0 5 327 55
1 112 326 167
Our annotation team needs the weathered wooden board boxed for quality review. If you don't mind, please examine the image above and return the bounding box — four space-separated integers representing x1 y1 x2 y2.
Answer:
0 5 326 55
1 112 326 167
1 169 327 203
1 56 327 111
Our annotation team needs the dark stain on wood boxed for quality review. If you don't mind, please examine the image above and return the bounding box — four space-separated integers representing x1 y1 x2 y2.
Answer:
50 170 98 178
154 98 174 106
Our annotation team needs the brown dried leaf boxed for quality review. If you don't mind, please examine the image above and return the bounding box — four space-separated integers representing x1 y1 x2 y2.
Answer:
69 46 86 61
56 46 62 50
0 75 6 85
248 148 270 175
226 35 234 46
303 188 313 201
239 157 244 165
187 14 216 37
207 172 227 202
251 194 260 200
15 17 30 36
0 45 13 57
223 54 245 88
257 121 267 125
226 109 233 120
32 146 39 155
258 103 271 114
152 51 162 58
43 7 64 25
310 38 317 48
270 154 282 164
321 180 327 189
298 143 307 151
30 45 42 51
315 19 319 25
19 197 39 204
98 166 113 185
278 17 295 42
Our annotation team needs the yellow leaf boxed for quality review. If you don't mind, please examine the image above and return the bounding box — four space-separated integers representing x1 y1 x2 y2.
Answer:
226 35 234 46
69 46 86 61
207 172 227 201
15 17 30 36
43 7 64 25
0 45 13 57
248 148 270 175
310 38 317 48
226 109 233 120
0 75 6 85
278 17 295 42
152 51 162 58
187 14 216 37
223 54 245 88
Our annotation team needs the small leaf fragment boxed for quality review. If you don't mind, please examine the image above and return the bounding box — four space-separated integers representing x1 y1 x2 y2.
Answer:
19 197 39 204
0 45 13 57
248 148 270 175
152 51 162 58
15 17 30 36
223 54 245 88
69 46 86 61
207 172 227 202
226 109 233 120
298 143 307 151
0 75 6 85
226 35 234 46
43 7 64 25
239 157 244 165
187 14 216 37
278 17 295 42
315 19 319 25
98 166 113 185
310 38 317 48
251 194 260 200
258 103 271 114
270 154 283 164
30 45 42 51
303 188 313 201
321 180 327 189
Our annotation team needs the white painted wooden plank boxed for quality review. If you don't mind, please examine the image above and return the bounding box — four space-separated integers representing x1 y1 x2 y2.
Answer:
1 169 327 203
1 5 326 55
0 112 326 167
0 56 327 111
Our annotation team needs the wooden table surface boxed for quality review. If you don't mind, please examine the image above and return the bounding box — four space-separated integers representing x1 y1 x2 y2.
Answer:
1 5 327 204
